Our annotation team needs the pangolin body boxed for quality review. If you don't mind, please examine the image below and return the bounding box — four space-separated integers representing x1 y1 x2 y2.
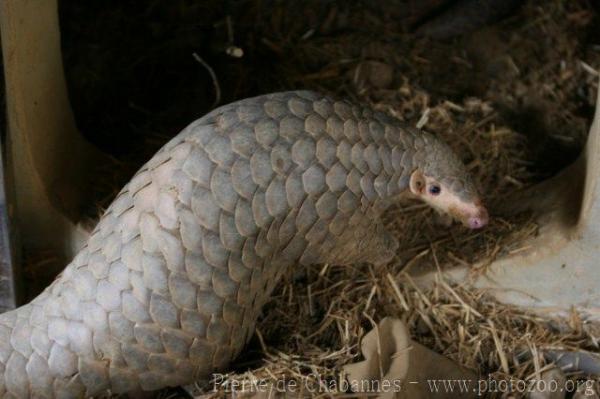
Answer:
0 91 477 398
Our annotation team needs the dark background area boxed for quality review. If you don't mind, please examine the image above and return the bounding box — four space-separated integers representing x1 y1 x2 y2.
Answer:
58 0 599 187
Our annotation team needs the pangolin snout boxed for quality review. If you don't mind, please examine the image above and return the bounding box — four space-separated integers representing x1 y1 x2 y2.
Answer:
466 206 488 229
448 200 489 229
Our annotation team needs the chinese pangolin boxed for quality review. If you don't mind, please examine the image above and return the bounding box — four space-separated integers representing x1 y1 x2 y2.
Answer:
0 91 488 398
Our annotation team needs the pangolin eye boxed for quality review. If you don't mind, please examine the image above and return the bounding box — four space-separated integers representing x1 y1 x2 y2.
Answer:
429 185 441 195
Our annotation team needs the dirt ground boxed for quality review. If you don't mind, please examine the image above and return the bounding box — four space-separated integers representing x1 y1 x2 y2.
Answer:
25 0 600 397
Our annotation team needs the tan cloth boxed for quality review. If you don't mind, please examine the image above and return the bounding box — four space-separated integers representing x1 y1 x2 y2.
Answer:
214 317 477 398
343 317 477 399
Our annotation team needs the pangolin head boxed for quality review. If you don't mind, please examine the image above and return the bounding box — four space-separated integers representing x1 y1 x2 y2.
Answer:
408 131 488 229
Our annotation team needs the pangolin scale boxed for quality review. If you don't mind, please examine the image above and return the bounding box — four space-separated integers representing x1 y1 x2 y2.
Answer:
0 91 479 398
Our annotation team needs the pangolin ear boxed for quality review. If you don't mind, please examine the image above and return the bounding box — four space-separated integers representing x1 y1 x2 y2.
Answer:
409 170 426 195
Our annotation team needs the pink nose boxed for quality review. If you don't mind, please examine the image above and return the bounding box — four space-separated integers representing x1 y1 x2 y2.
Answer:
467 208 489 229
